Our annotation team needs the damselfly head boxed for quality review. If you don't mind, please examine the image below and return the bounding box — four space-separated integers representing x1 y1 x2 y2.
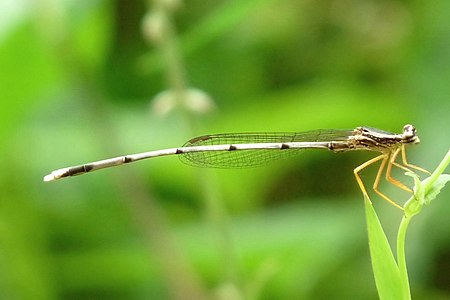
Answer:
402 124 420 144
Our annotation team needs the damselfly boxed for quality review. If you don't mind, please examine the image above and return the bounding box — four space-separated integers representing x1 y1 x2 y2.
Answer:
44 124 428 209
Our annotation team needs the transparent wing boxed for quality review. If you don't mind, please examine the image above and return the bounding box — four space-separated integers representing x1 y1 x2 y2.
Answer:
179 129 353 168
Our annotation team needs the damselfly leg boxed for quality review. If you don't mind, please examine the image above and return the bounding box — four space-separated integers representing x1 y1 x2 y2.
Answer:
354 144 429 210
393 144 430 174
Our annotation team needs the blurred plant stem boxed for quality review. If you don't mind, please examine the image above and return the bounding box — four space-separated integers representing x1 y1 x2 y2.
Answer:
36 1 207 299
397 149 450 299
143 1 241 298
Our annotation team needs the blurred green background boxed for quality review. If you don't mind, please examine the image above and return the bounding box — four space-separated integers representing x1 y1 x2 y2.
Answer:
1 0 449 299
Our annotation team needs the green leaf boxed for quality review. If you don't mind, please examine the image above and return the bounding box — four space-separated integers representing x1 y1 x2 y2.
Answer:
365 198 403 300
422 174 450 205
404 149 450 217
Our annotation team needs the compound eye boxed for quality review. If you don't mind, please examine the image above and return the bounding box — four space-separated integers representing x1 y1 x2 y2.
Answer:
403 124 416 137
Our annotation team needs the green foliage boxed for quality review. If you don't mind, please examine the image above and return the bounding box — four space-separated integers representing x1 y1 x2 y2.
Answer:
1 1 449 299
367 150 450 300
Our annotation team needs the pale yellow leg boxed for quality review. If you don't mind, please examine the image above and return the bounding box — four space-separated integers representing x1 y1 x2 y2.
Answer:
354 154 385 203
386 147 413 193
387 145 429 193
354 153 403 210
400 144 430 174
354 145 428 210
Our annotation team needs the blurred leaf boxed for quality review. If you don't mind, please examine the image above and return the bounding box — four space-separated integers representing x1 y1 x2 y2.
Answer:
0 23 60 140
365 198 403 300
72 1 113 70
139 0 276 73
